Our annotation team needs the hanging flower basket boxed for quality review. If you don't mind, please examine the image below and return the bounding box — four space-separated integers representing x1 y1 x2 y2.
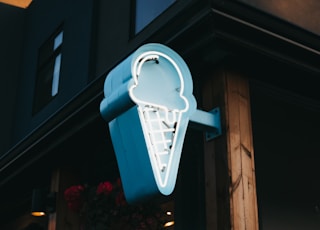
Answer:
64 178 168 230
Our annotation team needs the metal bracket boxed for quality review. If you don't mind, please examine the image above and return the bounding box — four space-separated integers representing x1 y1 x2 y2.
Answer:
189 107 222 141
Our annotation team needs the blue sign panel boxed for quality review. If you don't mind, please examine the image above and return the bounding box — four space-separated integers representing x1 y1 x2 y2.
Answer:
100 43 196 203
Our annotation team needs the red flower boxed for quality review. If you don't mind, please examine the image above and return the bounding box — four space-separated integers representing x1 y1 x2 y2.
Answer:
64 185 85 212
96 181 113 195
63 178 165 229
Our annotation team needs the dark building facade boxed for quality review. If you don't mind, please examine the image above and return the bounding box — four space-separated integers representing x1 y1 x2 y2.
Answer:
0 0 319 229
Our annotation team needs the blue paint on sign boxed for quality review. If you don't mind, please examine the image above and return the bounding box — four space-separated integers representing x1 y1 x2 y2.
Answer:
100 43 196 203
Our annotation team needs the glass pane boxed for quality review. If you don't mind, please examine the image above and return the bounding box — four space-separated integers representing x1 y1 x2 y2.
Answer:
51 54 61 97
135 0 176 33
33 59 55 112
33 27 63 114
54 31 63 50
38 39 54 67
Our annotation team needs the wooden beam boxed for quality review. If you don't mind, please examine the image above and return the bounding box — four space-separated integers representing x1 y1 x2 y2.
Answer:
203 67 259 230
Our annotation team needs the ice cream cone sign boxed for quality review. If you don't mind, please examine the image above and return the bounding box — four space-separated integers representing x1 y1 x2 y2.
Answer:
128 44 196 196
100 43 219 204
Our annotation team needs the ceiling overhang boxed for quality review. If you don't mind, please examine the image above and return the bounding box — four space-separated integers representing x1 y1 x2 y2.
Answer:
0 0 32 8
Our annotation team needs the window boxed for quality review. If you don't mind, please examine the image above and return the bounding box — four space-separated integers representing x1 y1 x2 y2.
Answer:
134 0 176 33
33 27 63 114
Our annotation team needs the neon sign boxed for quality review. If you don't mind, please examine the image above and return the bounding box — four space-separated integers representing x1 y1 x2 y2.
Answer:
100 43 220 203
129 45 196 195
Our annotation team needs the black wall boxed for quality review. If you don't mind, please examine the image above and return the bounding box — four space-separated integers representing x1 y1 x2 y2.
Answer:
0 3 25 155
12 0 94 146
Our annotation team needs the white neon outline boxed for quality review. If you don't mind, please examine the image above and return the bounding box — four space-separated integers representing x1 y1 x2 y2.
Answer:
129 51 190 189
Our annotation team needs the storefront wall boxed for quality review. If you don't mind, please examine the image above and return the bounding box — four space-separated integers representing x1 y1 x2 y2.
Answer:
0 0 319 229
